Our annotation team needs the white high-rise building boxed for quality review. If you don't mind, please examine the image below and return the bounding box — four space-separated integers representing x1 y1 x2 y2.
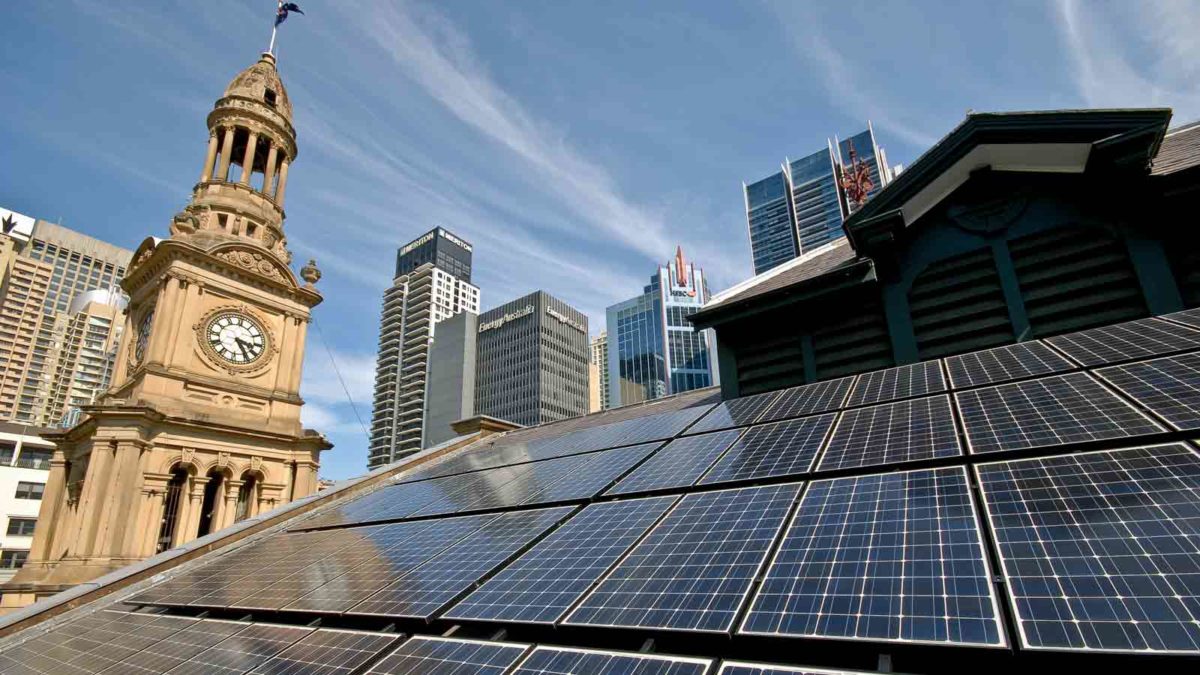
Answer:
590 331 609 411
368 229 479 468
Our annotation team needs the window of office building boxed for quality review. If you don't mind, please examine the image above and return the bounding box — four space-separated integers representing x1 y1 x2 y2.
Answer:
6 518 36 537
15 481 44 500
0 550 29 569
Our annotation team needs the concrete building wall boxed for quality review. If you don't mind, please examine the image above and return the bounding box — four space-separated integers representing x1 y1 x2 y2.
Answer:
423 311 477 448
0 424 55 583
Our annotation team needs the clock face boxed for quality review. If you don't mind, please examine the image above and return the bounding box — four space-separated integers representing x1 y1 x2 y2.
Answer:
205 312 267 365
134 310 154 363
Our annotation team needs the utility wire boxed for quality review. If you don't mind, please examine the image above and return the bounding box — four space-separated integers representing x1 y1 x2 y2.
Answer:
310 317 370 440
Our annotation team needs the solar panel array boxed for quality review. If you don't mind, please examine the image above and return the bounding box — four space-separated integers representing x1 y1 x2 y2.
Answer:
15 309 1200 673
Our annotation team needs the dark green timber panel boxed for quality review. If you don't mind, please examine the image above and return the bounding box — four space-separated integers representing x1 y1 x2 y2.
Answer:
909 246 1013 360
811 296 893 380
735 330 805 396
1010 226 1147 336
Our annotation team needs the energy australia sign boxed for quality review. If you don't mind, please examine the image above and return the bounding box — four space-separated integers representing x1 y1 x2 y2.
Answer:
479 304 534 333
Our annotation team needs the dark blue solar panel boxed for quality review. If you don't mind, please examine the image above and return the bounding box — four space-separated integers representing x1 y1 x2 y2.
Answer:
605 431 741 495
817 395 961 471
976 445 1200 652
946 341 1075 389
846 361 946 407
96 618 251 675
292 477 464 530
758 376 855 423
347 507 572 618
687 391 781 434
249 629 402 675
1097 352 1200 431
699 415 834 486
520 442 661 504
366 637 528 675
956 372 1165 454
166 623 313 675
741 467 1004 646
565 483 800 632
445 496 677 623
1163 307 1200 330
511 646 711 675
1046 317 1200 367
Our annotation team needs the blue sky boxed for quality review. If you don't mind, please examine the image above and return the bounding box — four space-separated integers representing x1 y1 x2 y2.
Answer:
1 1 1197 479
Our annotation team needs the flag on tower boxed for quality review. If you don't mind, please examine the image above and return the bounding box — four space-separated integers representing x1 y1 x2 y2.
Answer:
275 2 304 27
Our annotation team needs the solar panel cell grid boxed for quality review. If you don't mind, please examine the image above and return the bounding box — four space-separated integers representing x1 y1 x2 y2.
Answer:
687 391 781 434
366 637 528 675
520 442 661 504
249 629 402 675
1096 352 1200 431
165 623 313 675
605 431 742 496
740 467 1004 646
758 376 855 424
945 341 1075 389
565 483 801 632
846 362 945 407
97 619 251 675
292 478 453 530
511 646 711 675
1046 317 1200 367
955 372 1164 455
348 507 573 618
816 395 961 471
975 445 1200 652
1163 307 1200 330
445 496 678 624
699 415 835 486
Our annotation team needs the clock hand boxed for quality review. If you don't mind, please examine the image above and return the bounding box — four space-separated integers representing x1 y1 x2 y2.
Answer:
234 337 252 360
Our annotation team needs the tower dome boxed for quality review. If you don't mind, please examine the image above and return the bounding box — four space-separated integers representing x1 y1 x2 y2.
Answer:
223 52 293 122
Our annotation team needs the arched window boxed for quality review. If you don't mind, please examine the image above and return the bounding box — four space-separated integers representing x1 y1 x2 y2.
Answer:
235 473 258 523
156 466 188 553
196 469 225 538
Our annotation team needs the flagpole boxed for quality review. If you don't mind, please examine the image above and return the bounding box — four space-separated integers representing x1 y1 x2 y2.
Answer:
268 0 281 54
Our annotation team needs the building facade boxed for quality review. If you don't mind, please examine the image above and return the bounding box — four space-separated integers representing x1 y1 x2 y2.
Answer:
744 123 894 275
0 210 133 427
475 291 589 427
368 229 479 468
422 311 477 449
1 50 331 606
589 331 609 411
606 247 716 408
0 423 54 583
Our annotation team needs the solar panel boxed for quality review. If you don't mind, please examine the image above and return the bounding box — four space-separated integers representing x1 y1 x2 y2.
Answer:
955 372 1164 455
718 662 860 675
511 646 711 675
945 341 1075 389
975 445 1200 652
292 477 457 530
366 636 528 675
1096 352 1200 431
686 390 781 434
348 507 573 618
393 443 539 484
605 431 741 495
816 395 961 471
445 496 677 623
249 629 402 675
520 442 660 504
1162 307 1200 330
846 362 945 407
97 618 252 675
165 623 313 675
699 415 835 486
565 483 800 632
0 612 197 675
407 463 545 518
740 467 1004 646
1046 316 1200 367
758 376 856 424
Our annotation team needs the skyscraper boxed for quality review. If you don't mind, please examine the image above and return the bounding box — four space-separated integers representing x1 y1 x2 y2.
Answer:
606 247 715 408
475 291 589 427
744 123 894 275
0 208 133 427
369 228 480 468
589 331 609 411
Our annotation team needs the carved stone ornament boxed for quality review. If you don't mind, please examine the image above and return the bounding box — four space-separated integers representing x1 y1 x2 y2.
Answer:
66 480 84 505
250 456 263 472
181 448 196 466
214 248 289 284
217 451 231 467
300 259 321 288
193 303 279 376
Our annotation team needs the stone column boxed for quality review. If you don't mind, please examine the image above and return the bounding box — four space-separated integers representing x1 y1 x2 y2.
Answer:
24 452 68 563
135 476 168 557
75 442 115 557
293 461 317 499
239 131 258 185
262 143 279 195
275 159 290 206
216 127 236 181
93 440 146 558
200 131 219 182
220 480 243 530
178 477 207 548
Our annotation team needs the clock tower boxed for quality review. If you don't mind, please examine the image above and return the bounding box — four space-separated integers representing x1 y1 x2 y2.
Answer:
2 51 332 605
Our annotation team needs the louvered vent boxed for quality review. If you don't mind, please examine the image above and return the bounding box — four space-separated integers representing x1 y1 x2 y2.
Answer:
811 296 893 380
735 331 804 396
1010 227 1146 336
909 247 1012 359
